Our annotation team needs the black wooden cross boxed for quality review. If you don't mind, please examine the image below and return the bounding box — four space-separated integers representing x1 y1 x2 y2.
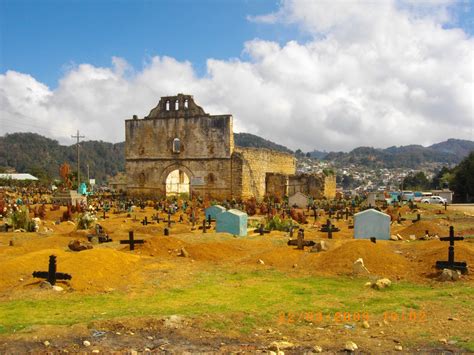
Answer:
254 224 270 235
435 226 467 273
141 216 148 225
151 214 165 223
327 223 333 239
288 229 315 248
328 208 333 218
32 255 71 285
412 213 420 223
320 219 340 233
120 231 144 251
167 213 176 228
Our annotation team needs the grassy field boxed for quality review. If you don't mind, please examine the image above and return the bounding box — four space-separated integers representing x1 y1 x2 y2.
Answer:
1 268 473 350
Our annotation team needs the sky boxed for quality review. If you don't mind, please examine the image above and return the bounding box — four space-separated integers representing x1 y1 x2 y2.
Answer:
0 0 473 152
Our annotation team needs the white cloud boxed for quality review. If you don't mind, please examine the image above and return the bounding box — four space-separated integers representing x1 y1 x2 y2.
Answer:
1 0 473 151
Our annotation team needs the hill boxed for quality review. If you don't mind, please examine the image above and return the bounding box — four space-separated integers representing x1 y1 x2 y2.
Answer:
1 132 472 182
428 139 474 156
0 133 124 183
233 133 293 154
324 140 474 168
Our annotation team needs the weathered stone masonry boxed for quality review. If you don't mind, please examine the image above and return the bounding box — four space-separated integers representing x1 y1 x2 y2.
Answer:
125 94 335 200
125 94 295 200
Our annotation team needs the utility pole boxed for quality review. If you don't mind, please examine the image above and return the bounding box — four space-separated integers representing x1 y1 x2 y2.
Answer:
71 130 85 189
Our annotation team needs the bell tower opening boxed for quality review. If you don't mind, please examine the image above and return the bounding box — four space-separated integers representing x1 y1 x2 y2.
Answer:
165 169 190 196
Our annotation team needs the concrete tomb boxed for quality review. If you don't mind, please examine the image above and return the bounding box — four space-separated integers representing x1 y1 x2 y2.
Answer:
205 205 226 221
354 208 390 240
216 209 248 237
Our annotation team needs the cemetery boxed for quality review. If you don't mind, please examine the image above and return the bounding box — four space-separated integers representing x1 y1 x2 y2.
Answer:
0 189 473 353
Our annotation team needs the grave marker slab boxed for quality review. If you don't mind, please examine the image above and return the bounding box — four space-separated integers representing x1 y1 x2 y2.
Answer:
205 205 226 221
216 209 248 237
354 209 390 240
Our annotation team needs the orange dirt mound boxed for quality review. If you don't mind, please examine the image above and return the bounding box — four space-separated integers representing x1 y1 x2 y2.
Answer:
0 248 142 292
0 235 72 257
141 236 249 262
243 239 412 279
140 236 190 257
403 239 474 275
313 240 412 278
399 220 449 238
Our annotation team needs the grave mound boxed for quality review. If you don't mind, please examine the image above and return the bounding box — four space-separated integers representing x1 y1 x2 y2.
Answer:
405 239 474 275
140 236 190 257
313 240 412 278
142 236 248 261
0 235 72 256
0 248 141 292
399 220 449 238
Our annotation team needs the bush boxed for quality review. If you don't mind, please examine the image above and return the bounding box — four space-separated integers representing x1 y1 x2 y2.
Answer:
245 197 257 216
265 215 294 232
290 208 307 224
9 206 35 231
77 212 97 230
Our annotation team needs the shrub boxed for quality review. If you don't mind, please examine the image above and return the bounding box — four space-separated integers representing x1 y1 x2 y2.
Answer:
245 197 257 216
265 215 294 232
77 212 97 230
9 206 35 231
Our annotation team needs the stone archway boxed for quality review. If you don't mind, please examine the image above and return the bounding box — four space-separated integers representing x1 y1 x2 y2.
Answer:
165 169 190 196
160 164 194 197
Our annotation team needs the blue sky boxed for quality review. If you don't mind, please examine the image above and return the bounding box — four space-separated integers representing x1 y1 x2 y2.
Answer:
1 0 308 88
0 0 473 150
2 0 470 88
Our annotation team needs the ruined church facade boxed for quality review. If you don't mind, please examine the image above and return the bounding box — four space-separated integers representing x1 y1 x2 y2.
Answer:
125 94 296 200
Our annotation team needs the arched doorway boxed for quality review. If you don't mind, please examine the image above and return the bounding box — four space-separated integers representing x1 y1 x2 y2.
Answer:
165 169 190 196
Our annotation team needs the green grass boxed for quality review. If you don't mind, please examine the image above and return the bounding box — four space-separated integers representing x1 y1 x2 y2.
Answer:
0 269 472 336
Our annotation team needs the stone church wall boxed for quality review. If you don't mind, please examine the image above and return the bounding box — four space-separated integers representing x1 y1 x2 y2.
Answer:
265 173 289 199
235 147 295 200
